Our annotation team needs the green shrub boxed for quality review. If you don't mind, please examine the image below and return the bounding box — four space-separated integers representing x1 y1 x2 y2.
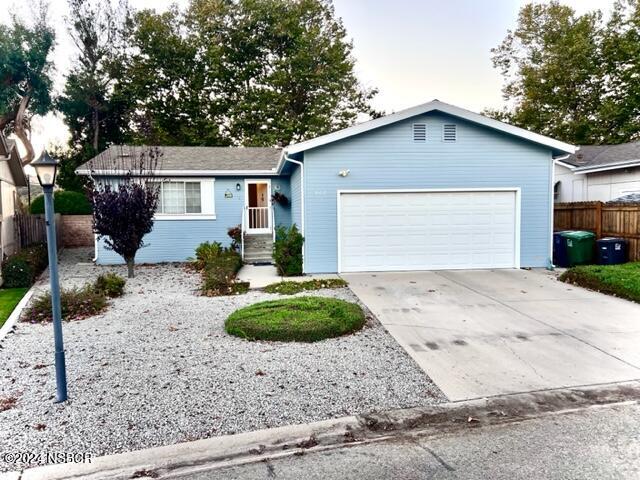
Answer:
1 257 34 288
264 278 348 294
201 250 245 296
1 244 49 288
23 285 107 323
193 241 245 296
273 225 304 276
192 241 225 270
19 244 48 274
225 296 365 342
94 272 126 298
30 190 92 215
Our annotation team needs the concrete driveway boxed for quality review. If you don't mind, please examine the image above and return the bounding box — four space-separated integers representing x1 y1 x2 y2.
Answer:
344 269 640 401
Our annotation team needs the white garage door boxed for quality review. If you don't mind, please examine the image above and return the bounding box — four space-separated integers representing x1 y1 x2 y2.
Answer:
339 190 518 272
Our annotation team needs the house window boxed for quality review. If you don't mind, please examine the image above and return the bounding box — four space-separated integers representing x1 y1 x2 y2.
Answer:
152 179 215 217
413 123 427 142
553 181 561 202
442 124 457 142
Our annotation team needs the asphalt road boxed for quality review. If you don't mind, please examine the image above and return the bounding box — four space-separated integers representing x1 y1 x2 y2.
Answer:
178 403 640 480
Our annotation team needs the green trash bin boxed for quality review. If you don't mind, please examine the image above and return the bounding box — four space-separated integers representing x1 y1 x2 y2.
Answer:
560 231 596 266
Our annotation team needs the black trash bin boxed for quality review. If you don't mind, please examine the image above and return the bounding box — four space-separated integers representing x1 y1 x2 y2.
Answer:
596 237 627 265
553 231 570 267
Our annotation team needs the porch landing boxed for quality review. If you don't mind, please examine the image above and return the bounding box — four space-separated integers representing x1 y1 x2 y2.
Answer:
237 264 340 289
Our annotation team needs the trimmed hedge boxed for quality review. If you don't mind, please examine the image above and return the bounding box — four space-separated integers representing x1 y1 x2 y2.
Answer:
30 190 92 215
225 296 365 342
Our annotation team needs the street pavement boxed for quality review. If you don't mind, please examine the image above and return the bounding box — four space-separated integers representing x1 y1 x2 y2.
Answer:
178 402 640 479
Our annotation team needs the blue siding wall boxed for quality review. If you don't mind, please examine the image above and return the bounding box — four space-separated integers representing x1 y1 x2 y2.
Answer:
272 177 292 229
303 112 553 273
289 163 302 229
97 176 290 264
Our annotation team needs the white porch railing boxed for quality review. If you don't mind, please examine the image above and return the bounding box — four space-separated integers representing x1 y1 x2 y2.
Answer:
247 207 270 230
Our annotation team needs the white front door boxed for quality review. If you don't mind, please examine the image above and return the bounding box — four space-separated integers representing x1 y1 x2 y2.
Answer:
245 180 272 234
338 189 519 273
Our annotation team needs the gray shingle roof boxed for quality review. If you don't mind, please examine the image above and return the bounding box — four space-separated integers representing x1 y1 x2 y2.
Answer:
77 145 282 174
608 192 640 204
565 141 640 170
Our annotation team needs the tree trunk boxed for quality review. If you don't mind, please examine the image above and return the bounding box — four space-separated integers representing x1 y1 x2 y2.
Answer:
125 258 135 278
15 95 35 166
92 107 99 151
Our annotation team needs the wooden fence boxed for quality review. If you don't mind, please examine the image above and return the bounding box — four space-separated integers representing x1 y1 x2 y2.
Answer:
14 211 61 251
554 202 640 261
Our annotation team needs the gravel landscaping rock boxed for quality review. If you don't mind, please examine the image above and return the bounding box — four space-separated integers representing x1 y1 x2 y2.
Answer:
0 249 445 471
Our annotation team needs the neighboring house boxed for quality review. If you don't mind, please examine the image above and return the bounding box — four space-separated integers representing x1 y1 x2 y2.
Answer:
554 141 640 202
77 100 575 273
0 134 28 260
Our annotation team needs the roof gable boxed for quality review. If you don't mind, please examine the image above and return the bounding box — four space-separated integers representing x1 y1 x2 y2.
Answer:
284 100 576 157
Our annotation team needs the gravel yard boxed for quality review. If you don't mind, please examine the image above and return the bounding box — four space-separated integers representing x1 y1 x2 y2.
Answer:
0 249 445 471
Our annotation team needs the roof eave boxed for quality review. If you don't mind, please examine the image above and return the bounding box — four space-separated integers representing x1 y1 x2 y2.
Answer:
75 168 280 177
285 100 576 155
573 159 640 174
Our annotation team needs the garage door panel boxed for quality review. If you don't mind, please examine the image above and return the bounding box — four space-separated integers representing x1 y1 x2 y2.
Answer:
339 191 517 272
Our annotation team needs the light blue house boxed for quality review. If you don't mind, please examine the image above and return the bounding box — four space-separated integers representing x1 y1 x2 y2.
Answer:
77 100 575 273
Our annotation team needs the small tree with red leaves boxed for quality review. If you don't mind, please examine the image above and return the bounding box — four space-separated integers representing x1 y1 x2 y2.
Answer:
87 146 162 278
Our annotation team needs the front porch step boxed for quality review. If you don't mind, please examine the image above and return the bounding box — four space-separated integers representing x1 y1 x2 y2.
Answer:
244 233 274 264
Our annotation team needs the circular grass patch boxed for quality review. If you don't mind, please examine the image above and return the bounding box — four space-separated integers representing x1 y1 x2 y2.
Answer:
225 296 366 342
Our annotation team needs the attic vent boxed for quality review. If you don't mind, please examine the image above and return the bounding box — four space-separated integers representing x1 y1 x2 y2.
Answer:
413 123 426 142
443 124 457 142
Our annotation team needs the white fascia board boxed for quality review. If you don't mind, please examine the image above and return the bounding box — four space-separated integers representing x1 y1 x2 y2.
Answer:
285 100 576 155
75 169 278 176
572 160 640 174
554 159 578 169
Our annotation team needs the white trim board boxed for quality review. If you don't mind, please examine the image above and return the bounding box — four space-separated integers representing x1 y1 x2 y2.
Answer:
336 187 522 274
286 100 575 157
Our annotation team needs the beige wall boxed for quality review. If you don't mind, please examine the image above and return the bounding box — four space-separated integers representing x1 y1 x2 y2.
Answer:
0 159 18 258
554 164 640 202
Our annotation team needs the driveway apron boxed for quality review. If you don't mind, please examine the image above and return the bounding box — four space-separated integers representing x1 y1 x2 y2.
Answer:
344 269 640 401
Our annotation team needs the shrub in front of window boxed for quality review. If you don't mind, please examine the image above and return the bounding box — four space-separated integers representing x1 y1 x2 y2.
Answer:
87 147 162 278
193 241 246 296
273 224 304 276
30 190 92 215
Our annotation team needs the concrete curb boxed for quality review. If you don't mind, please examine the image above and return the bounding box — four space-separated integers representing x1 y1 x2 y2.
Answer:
7 380 640 480
0 286 35 343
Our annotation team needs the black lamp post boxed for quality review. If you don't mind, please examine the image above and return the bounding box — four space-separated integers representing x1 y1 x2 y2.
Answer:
30 151 68 403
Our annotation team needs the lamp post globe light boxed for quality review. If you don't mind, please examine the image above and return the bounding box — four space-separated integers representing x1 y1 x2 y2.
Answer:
30 151 68 403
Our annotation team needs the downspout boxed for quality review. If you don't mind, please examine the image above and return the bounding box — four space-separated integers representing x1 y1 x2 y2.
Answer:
549 153 571 269
283 153 305 274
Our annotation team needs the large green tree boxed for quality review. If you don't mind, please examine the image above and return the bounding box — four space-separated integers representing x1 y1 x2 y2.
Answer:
56 0 132 191
117 0 377 146
490 1 603 144
0 3 55 164
491 0 640 145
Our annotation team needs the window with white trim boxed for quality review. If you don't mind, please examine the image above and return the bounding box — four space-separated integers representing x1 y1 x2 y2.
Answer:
151 179 215 216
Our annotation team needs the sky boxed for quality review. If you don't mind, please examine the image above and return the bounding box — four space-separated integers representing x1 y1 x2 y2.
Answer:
0 0 615 155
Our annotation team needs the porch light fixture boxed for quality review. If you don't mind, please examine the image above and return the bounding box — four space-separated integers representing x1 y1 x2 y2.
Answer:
338 169 350 177
31 150 58 187
236 183 241 191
